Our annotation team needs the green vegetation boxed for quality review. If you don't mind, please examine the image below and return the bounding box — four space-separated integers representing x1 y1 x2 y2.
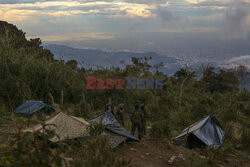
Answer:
0 21 249 166
1 126 67 167
69 137 130 167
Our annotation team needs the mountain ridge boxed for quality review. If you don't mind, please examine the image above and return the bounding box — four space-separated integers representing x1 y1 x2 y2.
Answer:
44 44 250 90
44 44 181 74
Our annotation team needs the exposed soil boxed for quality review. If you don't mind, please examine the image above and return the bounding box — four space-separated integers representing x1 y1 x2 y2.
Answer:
117 136 250 167
117 138 190 167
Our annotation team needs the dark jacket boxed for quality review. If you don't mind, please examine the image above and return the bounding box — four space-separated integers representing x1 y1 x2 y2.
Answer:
131 109 143 124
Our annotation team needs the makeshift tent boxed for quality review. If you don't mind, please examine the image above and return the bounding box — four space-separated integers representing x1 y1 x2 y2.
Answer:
14 100 54 116
174 115 225 149
88 111 138 147
23 112 90 142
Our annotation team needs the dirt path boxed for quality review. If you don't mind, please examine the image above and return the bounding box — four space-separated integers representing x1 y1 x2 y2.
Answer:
117 138 191 167
119 141 168 167
117 137 250 167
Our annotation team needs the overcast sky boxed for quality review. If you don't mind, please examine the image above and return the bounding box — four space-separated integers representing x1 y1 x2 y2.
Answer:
0 0 250 52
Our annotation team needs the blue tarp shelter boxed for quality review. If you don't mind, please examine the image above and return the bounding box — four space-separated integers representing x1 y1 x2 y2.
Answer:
175 115 225 148
14 100 48 115
89 111 139 141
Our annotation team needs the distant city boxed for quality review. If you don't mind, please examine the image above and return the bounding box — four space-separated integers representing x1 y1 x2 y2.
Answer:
45 44 250 90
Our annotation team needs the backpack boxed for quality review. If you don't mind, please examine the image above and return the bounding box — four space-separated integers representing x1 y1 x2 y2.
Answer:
132 110 142 123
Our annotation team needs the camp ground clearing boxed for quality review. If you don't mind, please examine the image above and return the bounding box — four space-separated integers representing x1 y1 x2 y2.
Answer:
0 100 249 167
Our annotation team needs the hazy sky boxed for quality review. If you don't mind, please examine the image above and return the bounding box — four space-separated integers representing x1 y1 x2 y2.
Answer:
0 0 250 52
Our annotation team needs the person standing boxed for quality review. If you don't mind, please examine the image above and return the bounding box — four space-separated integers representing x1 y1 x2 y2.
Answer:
116 103 124 126
141 103 147 136
131 103 143 140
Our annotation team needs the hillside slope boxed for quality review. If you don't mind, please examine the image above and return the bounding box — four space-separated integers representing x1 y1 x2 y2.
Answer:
44 44 180 74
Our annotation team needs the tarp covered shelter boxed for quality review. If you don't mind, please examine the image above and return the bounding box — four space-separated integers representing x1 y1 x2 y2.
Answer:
174 115 225 149
88 111 139 147
14 100 53 116
23 112 90 142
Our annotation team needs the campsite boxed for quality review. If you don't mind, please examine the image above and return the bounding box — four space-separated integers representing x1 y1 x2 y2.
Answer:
1 99 250 167
0 21 250 167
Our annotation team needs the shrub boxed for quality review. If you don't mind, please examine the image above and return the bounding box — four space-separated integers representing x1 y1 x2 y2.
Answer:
0 125 68 167
150 120 170 139
87 123 106 136
70 137 130 167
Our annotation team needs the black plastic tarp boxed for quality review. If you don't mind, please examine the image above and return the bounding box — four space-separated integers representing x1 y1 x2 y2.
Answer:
14 100 47 115
89 111 139 141
175 115 225 148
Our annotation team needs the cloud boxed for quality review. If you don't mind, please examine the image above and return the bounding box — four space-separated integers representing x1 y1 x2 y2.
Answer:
156 26 217 33
1 0 242 22
186 0 208 4
0 8 101 21
194 0 227 8
0 9 37 21
0 0 159 20
123 0 167 5
113 6 155 18
1 0 249 44
28 32 117 41
224 6 249 39
185 0 232 5
221 55 250 69
47 9 100 17
0 0 168 5
0 0 38 4
157 6 180 23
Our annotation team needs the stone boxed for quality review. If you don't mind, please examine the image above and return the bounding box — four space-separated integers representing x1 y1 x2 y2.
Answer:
178 154 185 161
168 156 176 164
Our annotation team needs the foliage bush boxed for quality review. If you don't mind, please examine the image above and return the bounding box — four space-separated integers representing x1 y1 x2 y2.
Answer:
87 123 106 136
69 137 130 167
0 126 68 167
150 120 170 139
